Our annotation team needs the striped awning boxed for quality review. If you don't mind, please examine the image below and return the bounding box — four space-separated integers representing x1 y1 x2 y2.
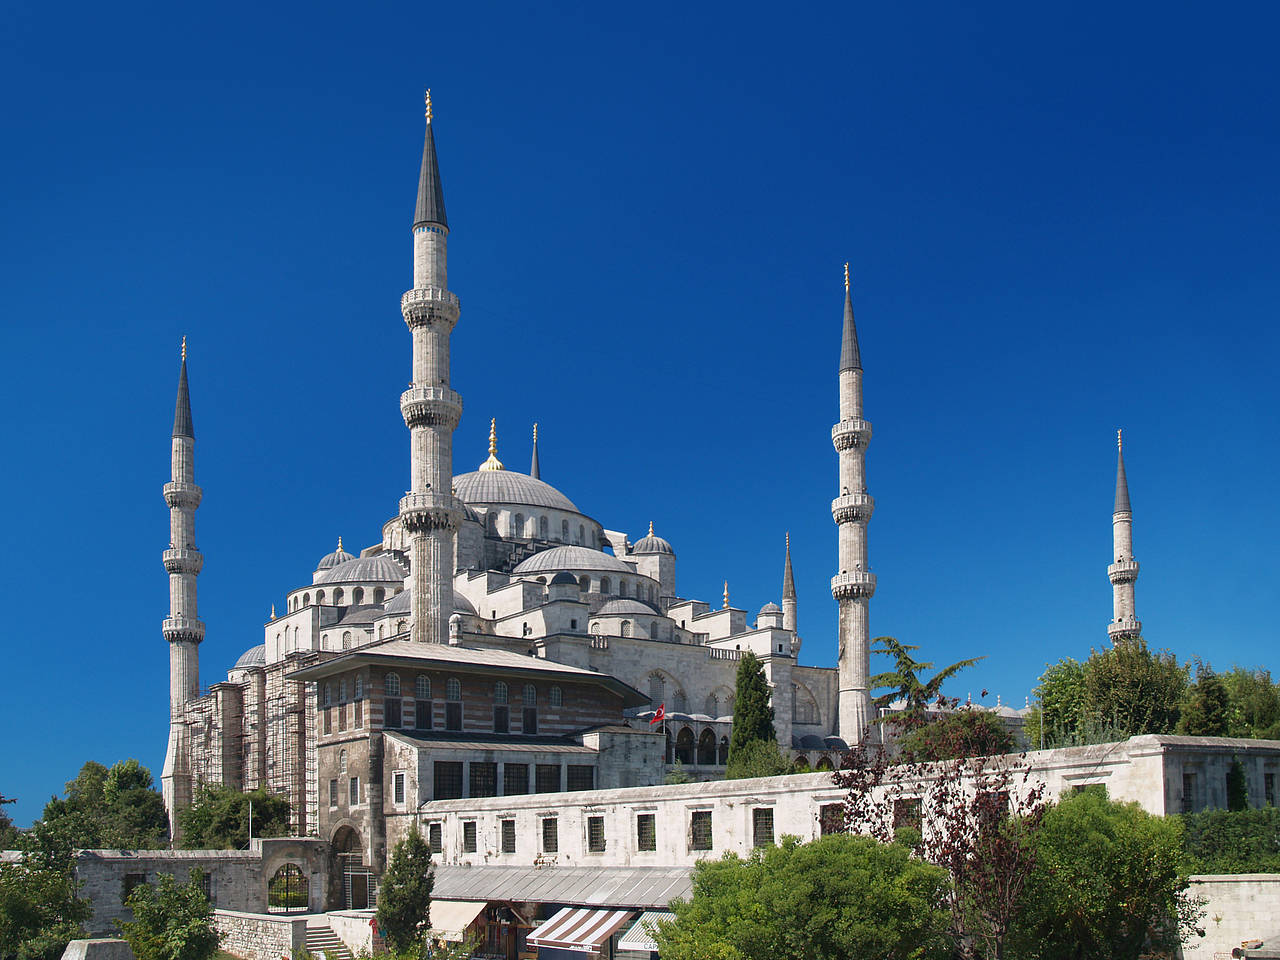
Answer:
616 911 675 953
527 907 636 953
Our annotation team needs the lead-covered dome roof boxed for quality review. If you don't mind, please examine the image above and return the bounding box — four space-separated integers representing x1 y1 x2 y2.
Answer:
316 554 408 584
632 522 675 556
758 601 782 615
452 470 580 513
381 588 477 617
595 599 658 616
233 644 266 669
315 539 357 572
513 545 635 575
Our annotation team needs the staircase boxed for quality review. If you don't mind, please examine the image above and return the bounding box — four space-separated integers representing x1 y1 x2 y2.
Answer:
304 919 354 960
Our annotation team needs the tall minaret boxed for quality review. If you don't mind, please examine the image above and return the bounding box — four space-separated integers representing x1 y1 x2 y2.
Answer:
782 532 798 633
399 90 462 644
830 264 876 745
1107 430 1141 640
161 337 204 835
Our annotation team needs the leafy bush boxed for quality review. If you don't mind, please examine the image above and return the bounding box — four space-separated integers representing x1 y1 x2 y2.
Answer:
896 709 1016 763
1181 806 1280 874
117 870 220 960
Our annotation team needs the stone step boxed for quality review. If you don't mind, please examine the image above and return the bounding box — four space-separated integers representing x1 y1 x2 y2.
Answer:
303 923 354 960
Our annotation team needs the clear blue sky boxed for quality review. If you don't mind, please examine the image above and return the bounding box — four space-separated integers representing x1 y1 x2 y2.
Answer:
2 2 1277 827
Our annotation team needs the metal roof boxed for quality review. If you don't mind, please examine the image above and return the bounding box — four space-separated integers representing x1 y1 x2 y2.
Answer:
431 865 692 909
839 288 862 372
514 546 635 576
528 908 635 952
387 731 598 755
617 911 676 952
453 470 580 513
414 119 447 229
172 357 194 439
315 554 408 585
1114 447 1132 514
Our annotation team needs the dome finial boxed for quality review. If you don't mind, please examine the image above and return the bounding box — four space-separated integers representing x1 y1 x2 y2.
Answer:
648 520 654 537
480 418 505 471
1117 428 1123 452
270 603 276 620
181 335 187 362
723 580 730 609
424 88 433 124
844 262 850 292
337 536 343 552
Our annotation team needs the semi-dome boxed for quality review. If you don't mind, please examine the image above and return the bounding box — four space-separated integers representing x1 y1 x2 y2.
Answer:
632 521 675 556
758 601 782 616
595 599 659 616
453 470 580 513
233 644 266 669
549 571 579 587
380 587 477 617
315 538 356 572
513 545 635 575
316 554 408 584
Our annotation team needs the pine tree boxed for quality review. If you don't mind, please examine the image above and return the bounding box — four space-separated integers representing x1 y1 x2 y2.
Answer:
376 826 435 954
729 652 775 760
1179 667 1231 737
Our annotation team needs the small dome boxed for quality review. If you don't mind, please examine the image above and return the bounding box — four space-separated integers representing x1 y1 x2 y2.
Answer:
315 538 356 572
595 599 658 616
316 554 408 585
380 588 476 617
549 571 579 587
758 601 782 616
233 644 266 669
513 545 635 575
632 521 675 556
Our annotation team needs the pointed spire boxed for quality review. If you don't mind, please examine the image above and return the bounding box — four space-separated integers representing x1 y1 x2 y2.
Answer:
479 418 505 471
172 337 194 439
839 262 861 372
648 521 655 537
530 423 541 479
337 536 344 552
413 89 448 229
783 532 796 600
723 581 730 609
1114 429 1131 514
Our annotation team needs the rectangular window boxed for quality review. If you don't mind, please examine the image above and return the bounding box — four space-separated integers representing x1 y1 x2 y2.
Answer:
891 798 921 833
428 822 442 855
523 707 538 735
1266 773 1275 807
446 702 462 732
690 810 713 851
536 764 561 794
463 821 477 853
501 818 516 853
338 703 347 732
385 698 402 729
504 763 529 796
541 817 558 853
122 873 147 903
349 776 360 806
393 771 406 805
470 762 498 798
324 707 332 735
494 705 509 734
355 700 363 729
416 700 432 731
328 779 338 808
819 803 846 835
1182 772 1197 814
637 813 656 852
566 765 595 792
434 761 464 801
587 815 606 853
198 871 213 904
752 807 774 848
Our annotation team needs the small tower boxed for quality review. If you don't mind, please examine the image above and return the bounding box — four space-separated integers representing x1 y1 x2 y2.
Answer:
1108 430 1141 640
782 532 798 634
830 264 876 745
399 90 462 644
530 423 541 479
161 338 205 837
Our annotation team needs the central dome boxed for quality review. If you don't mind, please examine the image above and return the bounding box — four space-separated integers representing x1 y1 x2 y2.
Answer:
453 470 580 513
513 545 635 575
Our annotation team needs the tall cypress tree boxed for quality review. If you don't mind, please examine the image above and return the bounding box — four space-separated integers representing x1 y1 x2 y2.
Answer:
729 651 776 758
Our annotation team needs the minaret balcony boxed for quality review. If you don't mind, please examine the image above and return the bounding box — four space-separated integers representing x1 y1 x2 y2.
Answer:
400 492 462 532
400 386 463 429
162 617 206 643
1108 560 1140 584
162 481 203 510
1108 618 1142 639
831 571 877 600
401 287 460 328
831 493 875 524
832 419 872 451
162 548 204 575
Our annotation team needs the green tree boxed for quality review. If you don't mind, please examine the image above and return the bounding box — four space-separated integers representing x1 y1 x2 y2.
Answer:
1178 666 1230 737
725 739 791 781
654 834 950 960
1221 667 1280 739
1027 658 1088 748
376 826 435 955
177 785 290 850
897 709 1016 763
0 844 91 960
1008 790 1202 960
38 760 168 851
117 870 220 960
870 637 983 729
728 652 775 760
1180 806 1280 873
1082 638 1187 739
1226 760 1249 812
0 794 19 850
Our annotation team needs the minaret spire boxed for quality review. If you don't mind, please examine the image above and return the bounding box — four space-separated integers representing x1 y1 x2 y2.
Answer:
479 419 504 471
782 532 798 633
1108 430 1141 640
400 94 462 644
161 339 205 839
530 423 541 479
831 264 876 745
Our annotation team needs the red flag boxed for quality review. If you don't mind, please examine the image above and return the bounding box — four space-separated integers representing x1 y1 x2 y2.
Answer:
649 704 665 725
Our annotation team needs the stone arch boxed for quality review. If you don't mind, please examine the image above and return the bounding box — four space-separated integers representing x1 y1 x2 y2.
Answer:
329 823 372 910
675 726 695 765
697 728 717 765
600 576 611 595
578 575 590 592
815 755 834 771
646 669 684 712
374 587 385 603
707 685 735 718
791 681 821 725
267 862 308 914
539 515 549 539
718 735 730 765
514 513 524 537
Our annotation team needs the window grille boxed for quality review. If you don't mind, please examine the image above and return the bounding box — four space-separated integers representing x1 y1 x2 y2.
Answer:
504 763 529 796
385 673 400 697
566 765 595 791
434 761 464 801
690 810 712 851
470 762 498 798
416 675 431 699
393 771 405 805
752 808 774 847
501 819 516 853
535 764 561 793
463 821 477 853
637 813 656 851
428 822 442 854
587 816 606 853
541 817 558 853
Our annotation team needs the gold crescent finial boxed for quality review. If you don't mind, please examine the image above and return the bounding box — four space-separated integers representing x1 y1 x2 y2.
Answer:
723 580 729 609
844 262 850 292
181 335 187 362
785 531 790 550
480 418 505 471
533 422 538 442
337 536 343 552
648 520 655 537
1117 429 1123 452
424 89 433 124
270 603 276 620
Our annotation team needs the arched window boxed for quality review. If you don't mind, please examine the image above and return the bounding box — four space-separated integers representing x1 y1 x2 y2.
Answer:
591 623 602 635
339 679 347 702
675 727 695 764
561 519 569 541
697 729 716 765
415 675 432 731
672 689 687 713
321 634 329 649
447 678 461 700
578 575 589 592
539 516 549 539
385 672 403 727
705 694 719 717
377 623 385 640
339 749 348 774
334 588 345 605
514 513 524 537
487 512 498 535
291 596 298 612
549 686 562 708
522 683 536 704
522 683 538 734
374 587 385 603
600 577 611 595
619 580 628 597
650 621 660 639
324 683 333 706
397 619 407 634
718 736 730 765
353 587 364 604
355 676 363 699
494 681 509 733
385 673 401 697
276 632 282 647
621 620 632 638
416 676 431 699
342 631 352 650
303 592 310 606
494 681 508 704
648 674 665 710
293 626 299 646
578 524 585 543
649 584 656 602
317 590 326 604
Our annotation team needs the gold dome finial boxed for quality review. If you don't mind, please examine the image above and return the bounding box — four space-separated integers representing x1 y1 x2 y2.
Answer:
533 422 538 442
648 520 654 537
1117 429 1123 452
424 89 433 124
844 262 850 292
270 603 276 621
181 335 187 362
723 580 729 609
480 418 505 471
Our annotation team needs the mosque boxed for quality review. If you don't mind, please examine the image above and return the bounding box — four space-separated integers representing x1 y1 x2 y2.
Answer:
158 94 1137 882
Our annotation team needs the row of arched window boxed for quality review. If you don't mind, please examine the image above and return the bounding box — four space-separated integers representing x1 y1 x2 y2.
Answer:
487 511 594 547
290 586 402 612
669 727 730 766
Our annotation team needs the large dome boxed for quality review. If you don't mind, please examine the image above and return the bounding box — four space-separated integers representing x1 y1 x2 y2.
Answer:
453 470 580 513
513 545 635 575
233 644 266 669
381 587 477 617
316 554 408 584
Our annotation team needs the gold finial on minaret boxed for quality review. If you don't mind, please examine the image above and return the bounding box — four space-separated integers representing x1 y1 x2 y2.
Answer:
648 520 655 537
480 418 505 471
723 581 729 609
786 531 790 550
1117 429 1123 452
181 335 187 362
844 262 850 292
270 603 276 621
424 89 433 124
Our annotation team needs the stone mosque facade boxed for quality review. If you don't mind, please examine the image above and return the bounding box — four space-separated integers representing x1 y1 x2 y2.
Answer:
160 97 1129 882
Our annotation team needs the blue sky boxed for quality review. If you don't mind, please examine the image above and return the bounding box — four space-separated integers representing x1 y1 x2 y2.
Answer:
2 2 1278 827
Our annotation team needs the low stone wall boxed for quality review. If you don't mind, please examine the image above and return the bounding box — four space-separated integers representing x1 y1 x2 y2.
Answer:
214 910 307 960
1182 875 1280 959
59 940 134 960
327 909 382 955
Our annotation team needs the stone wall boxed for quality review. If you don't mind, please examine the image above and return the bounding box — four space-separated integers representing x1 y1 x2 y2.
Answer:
213 910 307 960
1181 875 1280 959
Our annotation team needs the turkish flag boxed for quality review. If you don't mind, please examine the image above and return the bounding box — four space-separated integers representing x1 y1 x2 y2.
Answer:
649 704 665 725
